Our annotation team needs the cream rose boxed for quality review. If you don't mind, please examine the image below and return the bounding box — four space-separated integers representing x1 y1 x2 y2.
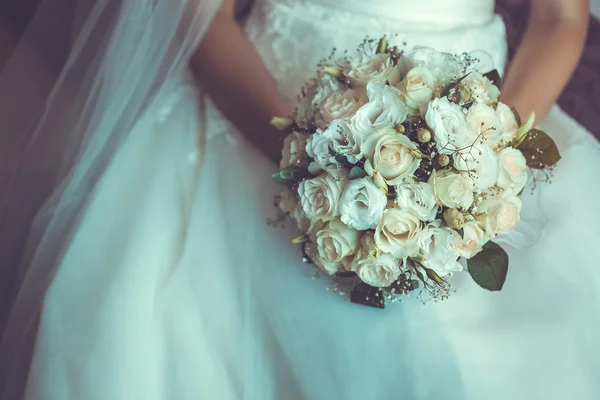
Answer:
495 102 519 145
279 189 311 232
314 219 360 275
459 71 500 105
347 230 379 271
350 83 408 137
425 97 475 155
395 179 439 222
298 166 348 222
306 120 364 166
339 177 387 230
374 209 422 258
363 127 421 185
451 220 489 259
467 103 505 148
418 222 463 277
396 67 438 116
319 88 367 127
280 131 309 170
428 169 474 210
497 147 528 195
478 195 522 234
355 253 401 288
399 48 463 87
345 53 401 87
453 144 500 191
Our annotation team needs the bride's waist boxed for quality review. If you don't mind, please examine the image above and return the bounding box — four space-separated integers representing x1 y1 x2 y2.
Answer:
258 0 497 31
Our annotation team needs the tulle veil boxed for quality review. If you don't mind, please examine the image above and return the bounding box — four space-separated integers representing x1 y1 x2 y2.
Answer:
0 0 222 397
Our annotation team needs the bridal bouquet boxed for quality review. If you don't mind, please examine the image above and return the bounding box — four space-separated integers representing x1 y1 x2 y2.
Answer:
271 37 560 308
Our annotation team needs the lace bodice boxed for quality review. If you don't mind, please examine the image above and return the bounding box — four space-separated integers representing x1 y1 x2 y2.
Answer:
297 0 495 25
244 0 506 101
205 0 506 137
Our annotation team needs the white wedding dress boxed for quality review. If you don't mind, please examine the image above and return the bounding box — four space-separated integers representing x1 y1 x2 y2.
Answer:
25 0 600 399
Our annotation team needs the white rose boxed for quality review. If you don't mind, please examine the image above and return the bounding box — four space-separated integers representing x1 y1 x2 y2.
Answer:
298 166 348 222
396 67 438 116
314 219 360 275
451 221 489 259
374 209 422 258
363 127 421 185
279 189 311 232
339 177 387 230
467 103 505 148
459 71 500 105
395 179 439 222
355 253 401 288
399 48 462 87
425 97 475 155
345 53 401 87
280 131 309 169
319 88 367 127
350 83 408 137
453 144 500 191
495 102 519 145
478 195 522 234
428 169 474 210
497 147 528 195
306 120 364 166
418 222 463 277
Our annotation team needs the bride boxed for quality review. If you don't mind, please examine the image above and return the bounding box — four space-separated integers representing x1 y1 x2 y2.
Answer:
1 0 599 398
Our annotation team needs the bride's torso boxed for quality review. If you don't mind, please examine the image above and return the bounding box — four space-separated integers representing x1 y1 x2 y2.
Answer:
162 0 506 139
244 0 505 101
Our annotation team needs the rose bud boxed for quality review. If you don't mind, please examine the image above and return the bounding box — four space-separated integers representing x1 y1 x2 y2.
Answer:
443 208 465 229
417 128 431 143
437 154 450 167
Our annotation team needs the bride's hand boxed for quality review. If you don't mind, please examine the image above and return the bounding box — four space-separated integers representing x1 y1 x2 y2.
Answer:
191 0 291 165
500 0 588 123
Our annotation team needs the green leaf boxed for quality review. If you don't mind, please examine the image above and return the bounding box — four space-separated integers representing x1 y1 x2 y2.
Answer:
321 65 343 78
514 111 536 146
291 234 309 244
376 35 388 54
423 267 447 287
483 69 502 88
270 116 294 131
467 241 509 291
517 129 561 169
272 166 311 185
349 166 368 180
334 154 353 168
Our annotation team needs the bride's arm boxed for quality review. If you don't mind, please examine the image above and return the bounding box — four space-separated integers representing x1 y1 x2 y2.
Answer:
191 0 290 163
500 0 589 122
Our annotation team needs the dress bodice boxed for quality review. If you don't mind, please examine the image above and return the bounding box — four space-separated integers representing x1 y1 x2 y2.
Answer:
243 0 506 102
303 0 496 27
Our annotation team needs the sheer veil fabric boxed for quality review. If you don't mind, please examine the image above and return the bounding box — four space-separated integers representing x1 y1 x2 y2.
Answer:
0 0 222 397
